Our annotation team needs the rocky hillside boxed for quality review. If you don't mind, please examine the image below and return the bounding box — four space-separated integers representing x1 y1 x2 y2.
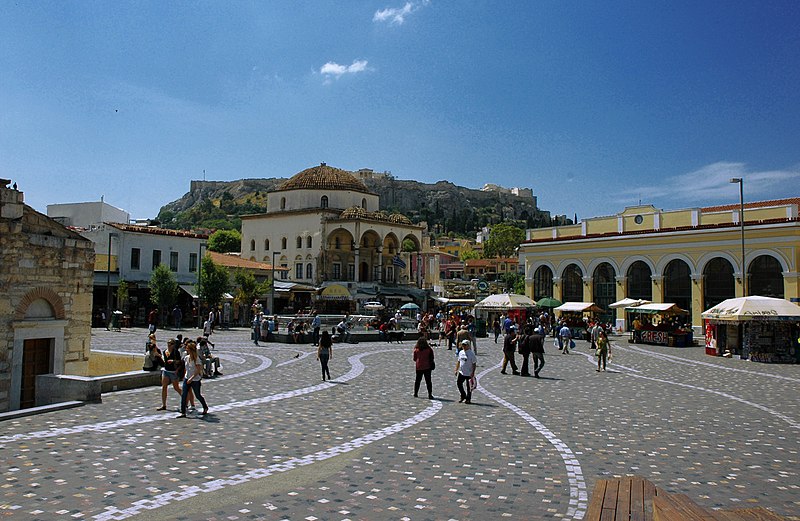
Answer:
156 175 569 235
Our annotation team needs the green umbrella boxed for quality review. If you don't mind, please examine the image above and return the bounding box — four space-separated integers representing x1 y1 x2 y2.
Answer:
536 297 562 308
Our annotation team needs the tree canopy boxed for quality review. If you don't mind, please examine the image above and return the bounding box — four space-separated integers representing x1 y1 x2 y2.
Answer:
149 265 178 312
199 256 230 309
483 223 525 258
208 229 242 253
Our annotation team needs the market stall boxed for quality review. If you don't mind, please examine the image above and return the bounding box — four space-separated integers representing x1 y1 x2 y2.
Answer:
626 303 692 346
609 298 650 333
554 302 603 339
702 296 800 363
474 293 538 328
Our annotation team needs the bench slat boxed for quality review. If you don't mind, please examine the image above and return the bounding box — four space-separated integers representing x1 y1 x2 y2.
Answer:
616 476 632 521
586 480 609 520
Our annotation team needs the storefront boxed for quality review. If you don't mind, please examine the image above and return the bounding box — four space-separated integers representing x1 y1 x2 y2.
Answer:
626 303 692 346
702 296 800 363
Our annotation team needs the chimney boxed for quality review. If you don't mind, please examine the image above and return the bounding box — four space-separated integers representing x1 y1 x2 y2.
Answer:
0 180 24 219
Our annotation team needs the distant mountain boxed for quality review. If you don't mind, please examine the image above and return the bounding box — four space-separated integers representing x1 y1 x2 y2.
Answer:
156 175 570 235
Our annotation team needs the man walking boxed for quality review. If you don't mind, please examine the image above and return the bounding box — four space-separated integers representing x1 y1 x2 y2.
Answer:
252 313 261 345
501 328 519 375
518 326 532 376
530 326 545 377
559 323 572 354
311 311 321 346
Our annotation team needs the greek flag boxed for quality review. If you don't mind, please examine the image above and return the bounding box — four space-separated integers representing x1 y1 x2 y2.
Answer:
392 255 406 269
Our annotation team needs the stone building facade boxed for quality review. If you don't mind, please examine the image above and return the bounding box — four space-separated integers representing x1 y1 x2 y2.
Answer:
0 181 95 411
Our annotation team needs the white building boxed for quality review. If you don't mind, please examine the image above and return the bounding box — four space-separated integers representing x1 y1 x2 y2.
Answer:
47 200 130 228
241 163 438 311
79 223 208 324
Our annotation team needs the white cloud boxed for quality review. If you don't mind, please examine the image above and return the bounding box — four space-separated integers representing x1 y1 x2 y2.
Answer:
319 60 369 82
373 1 427 25
617 162 800 207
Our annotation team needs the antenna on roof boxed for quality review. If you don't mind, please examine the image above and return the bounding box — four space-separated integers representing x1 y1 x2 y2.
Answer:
203 169 206 181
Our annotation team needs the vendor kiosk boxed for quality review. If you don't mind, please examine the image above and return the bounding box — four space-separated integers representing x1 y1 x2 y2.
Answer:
702 296 800 363
554 302 603 340
626 303 692 346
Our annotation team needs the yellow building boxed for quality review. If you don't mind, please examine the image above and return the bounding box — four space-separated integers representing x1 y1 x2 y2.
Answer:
519 198 800 331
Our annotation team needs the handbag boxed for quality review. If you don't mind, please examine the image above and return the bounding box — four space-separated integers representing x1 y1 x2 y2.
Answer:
430 350 436 371
569 339 576 349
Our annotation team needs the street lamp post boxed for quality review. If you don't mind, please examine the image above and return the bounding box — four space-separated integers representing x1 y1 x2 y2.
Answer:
270 251 281 316
197 242 207 328
105 231 119 322
729 178 746 295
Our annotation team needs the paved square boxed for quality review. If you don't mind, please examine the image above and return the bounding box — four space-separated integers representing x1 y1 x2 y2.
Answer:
1 327 798 519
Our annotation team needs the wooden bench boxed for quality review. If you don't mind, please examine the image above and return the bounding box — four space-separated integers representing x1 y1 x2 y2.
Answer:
586 477 788 521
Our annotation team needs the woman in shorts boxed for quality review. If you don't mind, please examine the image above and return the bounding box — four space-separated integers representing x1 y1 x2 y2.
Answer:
157 339 193 411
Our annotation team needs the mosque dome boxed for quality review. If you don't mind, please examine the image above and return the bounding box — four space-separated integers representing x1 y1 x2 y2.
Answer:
340 206 368 219
389 213 412 224
278 163 370 193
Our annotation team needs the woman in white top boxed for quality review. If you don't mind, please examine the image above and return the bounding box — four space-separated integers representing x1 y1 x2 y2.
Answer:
177 341 209 418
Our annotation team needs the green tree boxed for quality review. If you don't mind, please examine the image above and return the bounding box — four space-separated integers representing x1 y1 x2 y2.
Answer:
208 229 242 253
233 269 270 319
199 256 230 310
499 272 525 295
116 279 129 313
149 265 178 315
402 238 418 252
483 223 525 258
460 243 481 262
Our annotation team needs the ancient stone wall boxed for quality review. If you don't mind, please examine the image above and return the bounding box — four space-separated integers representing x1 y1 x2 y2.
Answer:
0 200 95 411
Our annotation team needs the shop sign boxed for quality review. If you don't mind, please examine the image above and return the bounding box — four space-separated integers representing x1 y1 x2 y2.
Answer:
640 330 668 345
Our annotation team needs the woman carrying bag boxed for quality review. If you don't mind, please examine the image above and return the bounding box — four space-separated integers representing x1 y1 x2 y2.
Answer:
412 338 435 399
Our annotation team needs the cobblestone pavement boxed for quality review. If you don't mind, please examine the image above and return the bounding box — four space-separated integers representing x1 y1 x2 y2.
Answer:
1 327 798 520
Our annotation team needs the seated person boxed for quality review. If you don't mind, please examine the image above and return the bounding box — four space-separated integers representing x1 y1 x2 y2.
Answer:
336 319 351 342
293 320 304 344
143 344 164 371
198 338 222 377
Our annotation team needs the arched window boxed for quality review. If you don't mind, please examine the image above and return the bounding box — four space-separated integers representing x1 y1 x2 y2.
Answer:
748 255 783 298
626 261 653 300
561 264 583 302
250 239 255 251
306 236 312 248
335 237 341 250
593 263 615 323
306 263 313 279
361 198 367 209
280 197 286 210
281 237 287 249
321 196 328 208
264 238 270 250
533 265 553 302
296 236 302 248
664 259 692 323
703 257 735 311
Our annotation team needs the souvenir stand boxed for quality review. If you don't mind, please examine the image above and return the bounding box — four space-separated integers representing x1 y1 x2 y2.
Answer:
626 303 692 346
702 296 800 363
474 293 538 329
553 302 603 340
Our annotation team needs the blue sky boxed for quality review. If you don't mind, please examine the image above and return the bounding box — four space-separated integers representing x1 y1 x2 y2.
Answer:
2 1 799 222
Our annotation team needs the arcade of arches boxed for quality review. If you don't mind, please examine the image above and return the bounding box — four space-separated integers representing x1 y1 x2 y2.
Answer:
528 253 788 329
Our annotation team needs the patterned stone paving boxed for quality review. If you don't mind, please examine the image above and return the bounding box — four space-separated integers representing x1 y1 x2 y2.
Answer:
1 327 798 519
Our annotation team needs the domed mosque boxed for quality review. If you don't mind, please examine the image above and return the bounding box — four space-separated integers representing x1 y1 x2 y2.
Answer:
241 163 436 313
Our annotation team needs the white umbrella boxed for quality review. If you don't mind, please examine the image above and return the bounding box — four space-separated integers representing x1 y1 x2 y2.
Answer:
609 297 650 309
474 293 537 310
702 295 800 321
364 302 384 311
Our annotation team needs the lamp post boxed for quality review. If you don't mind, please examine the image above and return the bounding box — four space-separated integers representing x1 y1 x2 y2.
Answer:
197 242 207 328
270 251 281 316
105 231 119 322
729 177 746 296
